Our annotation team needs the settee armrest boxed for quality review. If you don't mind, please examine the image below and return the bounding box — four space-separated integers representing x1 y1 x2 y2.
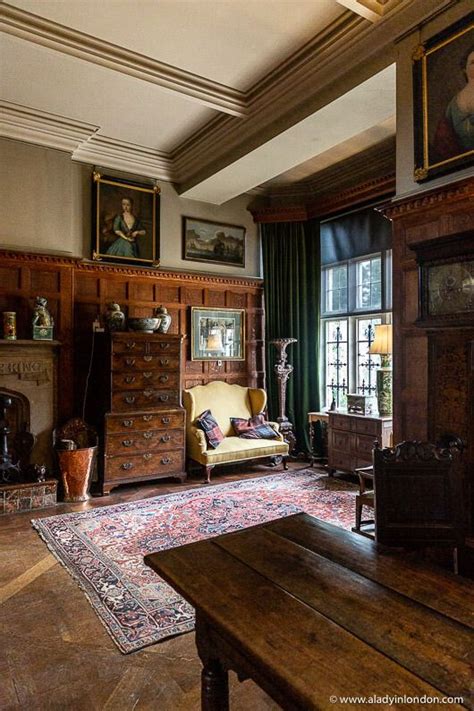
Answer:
267 421 285 442
188 425 208 455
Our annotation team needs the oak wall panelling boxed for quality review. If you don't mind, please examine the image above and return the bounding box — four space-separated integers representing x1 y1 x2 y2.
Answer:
383 176 474 563
0 251 264 435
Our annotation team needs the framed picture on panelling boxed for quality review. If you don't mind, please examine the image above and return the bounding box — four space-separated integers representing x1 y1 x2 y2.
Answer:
412 13 474 182
191 307 245 361
92 172 160 267
182 216 245 268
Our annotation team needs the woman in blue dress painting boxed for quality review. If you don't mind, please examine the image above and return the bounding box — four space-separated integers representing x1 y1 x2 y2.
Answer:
106 197 146 258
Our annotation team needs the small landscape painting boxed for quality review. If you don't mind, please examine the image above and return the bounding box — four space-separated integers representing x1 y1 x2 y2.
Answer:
182 216 245 268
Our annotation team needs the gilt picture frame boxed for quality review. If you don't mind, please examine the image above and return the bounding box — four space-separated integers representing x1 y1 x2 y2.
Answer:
92 172 160 267
412 13 474 183
191 307 245 361
182 216 245 268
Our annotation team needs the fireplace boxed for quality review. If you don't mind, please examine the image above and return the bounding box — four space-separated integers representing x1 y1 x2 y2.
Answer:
0 339 59 512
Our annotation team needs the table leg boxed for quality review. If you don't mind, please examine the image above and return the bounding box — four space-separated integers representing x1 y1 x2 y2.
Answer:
201 659 229 711
309 421 315 466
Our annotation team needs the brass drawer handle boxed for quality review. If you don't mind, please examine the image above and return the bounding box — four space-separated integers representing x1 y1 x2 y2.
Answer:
121 462 133 470
161 416 170 425
125 341 136 350
159 374 169 383
122 439 133 447
143 415 153 422
160 358 170 366
161 456 171 465
143 431 153 439
143 371 153 379
143 355 153 362
125 358 136 366
159 394 169 402
125 375 135 384
160 342 170 350
143 453 153 461
160 434 171 443
143 389 154 398
125 395 136 404
122 419 134 428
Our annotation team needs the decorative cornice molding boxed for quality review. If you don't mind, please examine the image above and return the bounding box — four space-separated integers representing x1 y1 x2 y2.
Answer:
0 100 99 152
383 177 474 219
249 206 308 224
0 249 262 288
0 3 246 117
308 173 395 218
250 174 395 223
72 135 173 181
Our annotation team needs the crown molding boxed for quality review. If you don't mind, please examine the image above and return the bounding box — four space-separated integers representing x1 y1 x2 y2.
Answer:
382 177 474 219
0 100 99 152
72 135 173 181
0 3 246 117
250 173 395 223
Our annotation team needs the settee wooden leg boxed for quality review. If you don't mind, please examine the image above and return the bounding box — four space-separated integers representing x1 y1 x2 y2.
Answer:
203 465 214 483
283 457 289 471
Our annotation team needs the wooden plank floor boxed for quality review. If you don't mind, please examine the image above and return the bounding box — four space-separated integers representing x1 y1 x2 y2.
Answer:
1 463 320 711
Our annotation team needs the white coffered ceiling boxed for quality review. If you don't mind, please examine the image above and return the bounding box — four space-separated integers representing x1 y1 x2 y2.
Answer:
0 0 435 204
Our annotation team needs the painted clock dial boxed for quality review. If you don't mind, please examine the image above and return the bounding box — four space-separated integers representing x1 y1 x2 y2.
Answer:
427 261 474 316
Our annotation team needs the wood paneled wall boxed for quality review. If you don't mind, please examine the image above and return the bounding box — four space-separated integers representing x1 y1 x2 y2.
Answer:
0 251 264 424
384 176 474 538
384 176 474 444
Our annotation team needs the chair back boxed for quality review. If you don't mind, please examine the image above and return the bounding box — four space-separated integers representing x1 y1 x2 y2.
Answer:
373 440 464 547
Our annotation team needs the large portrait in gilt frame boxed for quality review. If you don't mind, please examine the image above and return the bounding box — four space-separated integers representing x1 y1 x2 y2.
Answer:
92 172 160 267
413 13 474 183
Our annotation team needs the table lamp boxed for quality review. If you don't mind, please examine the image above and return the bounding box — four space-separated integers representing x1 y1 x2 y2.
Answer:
369 324 392 416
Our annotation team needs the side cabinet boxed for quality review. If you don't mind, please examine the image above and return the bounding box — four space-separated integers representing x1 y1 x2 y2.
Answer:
327 412 392 474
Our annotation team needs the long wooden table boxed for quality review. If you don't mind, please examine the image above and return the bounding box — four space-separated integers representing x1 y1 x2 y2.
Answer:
145 513 473 711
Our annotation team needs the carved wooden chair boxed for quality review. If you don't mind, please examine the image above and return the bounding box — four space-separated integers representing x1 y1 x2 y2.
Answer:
353 465 375 538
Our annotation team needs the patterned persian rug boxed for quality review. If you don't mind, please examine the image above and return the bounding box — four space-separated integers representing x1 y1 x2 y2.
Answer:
32 469 357 653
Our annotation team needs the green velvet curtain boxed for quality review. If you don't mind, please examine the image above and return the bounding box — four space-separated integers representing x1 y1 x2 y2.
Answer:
261 219 321 452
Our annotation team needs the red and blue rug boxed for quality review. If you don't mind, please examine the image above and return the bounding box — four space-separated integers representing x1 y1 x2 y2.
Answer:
32 469 357 653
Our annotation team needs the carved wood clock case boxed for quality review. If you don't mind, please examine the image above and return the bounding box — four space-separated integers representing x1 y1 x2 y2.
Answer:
412 230 474 537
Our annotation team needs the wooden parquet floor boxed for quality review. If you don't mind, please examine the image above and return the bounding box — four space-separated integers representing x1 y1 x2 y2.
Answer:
1 463 319 711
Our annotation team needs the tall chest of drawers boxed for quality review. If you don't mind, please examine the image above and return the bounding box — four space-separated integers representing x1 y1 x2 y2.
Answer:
90 332 186 495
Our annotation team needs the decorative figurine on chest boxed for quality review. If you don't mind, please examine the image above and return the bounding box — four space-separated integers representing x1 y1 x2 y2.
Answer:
104 303 126 332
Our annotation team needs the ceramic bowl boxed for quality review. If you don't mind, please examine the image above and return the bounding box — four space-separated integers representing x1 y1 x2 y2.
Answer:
127 317 161 333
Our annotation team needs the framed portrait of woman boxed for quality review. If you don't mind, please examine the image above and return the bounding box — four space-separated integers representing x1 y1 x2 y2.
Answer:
92 172 160 267
413 13 473 182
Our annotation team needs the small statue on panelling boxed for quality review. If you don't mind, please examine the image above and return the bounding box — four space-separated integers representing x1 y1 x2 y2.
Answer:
32 296 54 340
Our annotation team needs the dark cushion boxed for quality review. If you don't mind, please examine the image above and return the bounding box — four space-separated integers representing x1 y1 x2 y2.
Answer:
231 414 279 440
196 409 225 449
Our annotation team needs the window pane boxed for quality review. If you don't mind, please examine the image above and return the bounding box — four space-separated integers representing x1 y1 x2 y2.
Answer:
325 319 348 409
356 317 381 403
325 265 348 313
356 257 382 310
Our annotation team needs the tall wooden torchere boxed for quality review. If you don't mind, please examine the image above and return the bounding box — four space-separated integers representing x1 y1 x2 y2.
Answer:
270 338 297 454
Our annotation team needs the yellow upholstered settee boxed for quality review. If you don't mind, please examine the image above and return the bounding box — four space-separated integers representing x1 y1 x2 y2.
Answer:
183 381 289 482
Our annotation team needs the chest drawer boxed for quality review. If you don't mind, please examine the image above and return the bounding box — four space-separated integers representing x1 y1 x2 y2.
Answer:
112 339 146 354
105 449 184 480
106 429 184 455
328 449 353 472
355 418 379 436
112 371 180 390
106 410 185 433
330 414 352 431
112 389 180 411
355 433 377 459
112 353 179 371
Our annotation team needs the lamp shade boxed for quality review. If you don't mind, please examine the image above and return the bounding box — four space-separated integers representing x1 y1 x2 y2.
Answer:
205 329 223 351
369 324 392 355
